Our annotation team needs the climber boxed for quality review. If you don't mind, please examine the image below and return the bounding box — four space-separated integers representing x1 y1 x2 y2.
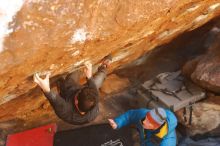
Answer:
108 107 177 146
33 55 112 125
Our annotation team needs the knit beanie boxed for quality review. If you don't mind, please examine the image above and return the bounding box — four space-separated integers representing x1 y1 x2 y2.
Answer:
149 108 167 125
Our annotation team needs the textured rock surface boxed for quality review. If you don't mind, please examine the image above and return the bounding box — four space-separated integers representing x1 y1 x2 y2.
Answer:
0 0 220 140
190 34 220 93
176 95 220 137
100 74 130 95
179 23 220 136
182 24 220 92
115 18 218 83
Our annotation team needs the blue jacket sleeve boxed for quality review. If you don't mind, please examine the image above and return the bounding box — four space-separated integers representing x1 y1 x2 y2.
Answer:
114 109 148 129
166 110 178 134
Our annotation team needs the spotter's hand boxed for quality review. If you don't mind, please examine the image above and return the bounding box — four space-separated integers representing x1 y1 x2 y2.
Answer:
108 119 117 129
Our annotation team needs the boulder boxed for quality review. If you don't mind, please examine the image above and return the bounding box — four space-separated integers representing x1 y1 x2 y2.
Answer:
176 95 220 136
182 56 201 79
190 34 220 93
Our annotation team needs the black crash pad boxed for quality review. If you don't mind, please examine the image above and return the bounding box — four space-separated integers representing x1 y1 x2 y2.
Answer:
54 124 134 146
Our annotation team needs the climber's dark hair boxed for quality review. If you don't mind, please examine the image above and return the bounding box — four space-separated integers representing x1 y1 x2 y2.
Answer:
77 87 98 112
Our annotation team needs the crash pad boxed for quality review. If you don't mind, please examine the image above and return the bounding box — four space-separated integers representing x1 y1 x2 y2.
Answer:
139 71 206 111
54 123 134 146
6 123 57 146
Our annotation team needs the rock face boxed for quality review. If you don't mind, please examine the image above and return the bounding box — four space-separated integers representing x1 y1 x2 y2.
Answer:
179 30 220 136
182 29 220 93
179 22 220 137
191 35 220 93
100 74 130 95
176 95 220 137
0 0 220 138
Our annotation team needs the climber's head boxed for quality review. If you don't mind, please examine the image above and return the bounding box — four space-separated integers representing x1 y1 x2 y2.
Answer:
74 87 98 114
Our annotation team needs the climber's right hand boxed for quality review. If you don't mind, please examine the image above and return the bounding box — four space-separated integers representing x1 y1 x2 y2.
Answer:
84 61 93 79
33 72 51 93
